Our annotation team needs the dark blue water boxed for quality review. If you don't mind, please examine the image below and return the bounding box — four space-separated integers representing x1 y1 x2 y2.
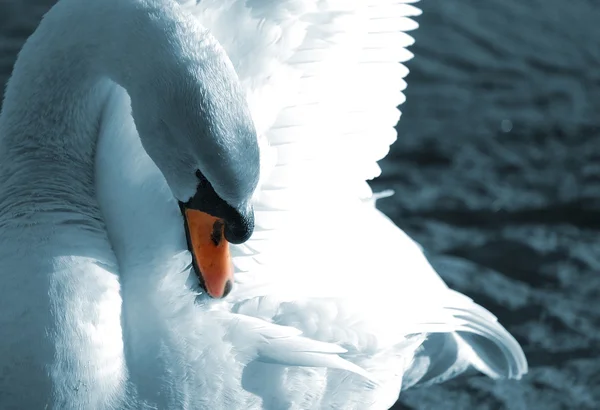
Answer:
380 1 600 408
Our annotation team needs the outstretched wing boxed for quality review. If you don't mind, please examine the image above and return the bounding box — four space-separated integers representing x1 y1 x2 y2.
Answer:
179 0 421 272
174 1 526 407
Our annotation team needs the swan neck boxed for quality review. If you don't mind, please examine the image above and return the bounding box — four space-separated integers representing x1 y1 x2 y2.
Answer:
0 0 202 217
0 0 193 152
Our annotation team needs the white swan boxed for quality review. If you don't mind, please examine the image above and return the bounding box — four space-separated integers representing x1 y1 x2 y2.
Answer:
0 0 527 409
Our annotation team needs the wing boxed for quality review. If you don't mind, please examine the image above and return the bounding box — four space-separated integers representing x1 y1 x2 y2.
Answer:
179 0 421 275
174 0 526 407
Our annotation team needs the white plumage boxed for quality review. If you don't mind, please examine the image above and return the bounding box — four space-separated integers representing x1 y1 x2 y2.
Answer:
0 0 527 409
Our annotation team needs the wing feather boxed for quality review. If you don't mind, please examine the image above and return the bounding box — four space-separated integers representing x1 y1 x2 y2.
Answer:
181 0 422 276
172 0 526 407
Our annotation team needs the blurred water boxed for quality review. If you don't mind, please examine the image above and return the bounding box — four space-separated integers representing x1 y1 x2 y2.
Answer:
1 1 599 409
379 1 600 409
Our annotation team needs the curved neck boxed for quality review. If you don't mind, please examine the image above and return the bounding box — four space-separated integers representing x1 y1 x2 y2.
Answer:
0 2 206 407
0 0 202 220
1 0 195 150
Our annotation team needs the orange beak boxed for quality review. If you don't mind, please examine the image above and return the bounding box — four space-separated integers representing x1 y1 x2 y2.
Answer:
182 208 233 298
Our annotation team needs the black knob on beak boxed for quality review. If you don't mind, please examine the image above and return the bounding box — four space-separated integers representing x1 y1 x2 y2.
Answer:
187 170 255 245
224 205 254 244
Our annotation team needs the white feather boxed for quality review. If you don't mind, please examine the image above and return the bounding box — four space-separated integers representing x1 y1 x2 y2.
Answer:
0 0 528 408
110 0 528 406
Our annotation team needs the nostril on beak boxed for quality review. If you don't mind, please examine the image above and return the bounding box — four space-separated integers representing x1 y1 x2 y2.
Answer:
222 279 233 297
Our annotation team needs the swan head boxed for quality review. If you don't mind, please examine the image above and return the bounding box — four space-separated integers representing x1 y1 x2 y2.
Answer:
128 42 259 299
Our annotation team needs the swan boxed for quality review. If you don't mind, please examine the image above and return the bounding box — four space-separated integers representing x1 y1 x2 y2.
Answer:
0 0 528 408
